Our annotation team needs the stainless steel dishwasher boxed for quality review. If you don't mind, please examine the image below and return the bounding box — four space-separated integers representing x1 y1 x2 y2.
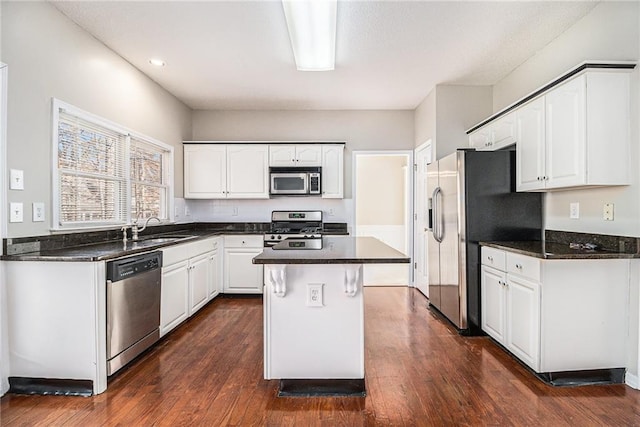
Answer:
106 251 162 375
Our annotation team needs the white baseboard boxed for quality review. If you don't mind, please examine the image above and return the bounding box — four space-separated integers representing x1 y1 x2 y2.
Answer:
625 372 640 389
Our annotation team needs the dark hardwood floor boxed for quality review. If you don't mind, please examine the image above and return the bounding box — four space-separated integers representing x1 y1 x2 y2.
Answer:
2 287 639 426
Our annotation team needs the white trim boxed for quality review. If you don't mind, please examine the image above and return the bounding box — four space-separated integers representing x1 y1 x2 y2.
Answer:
352 150 414 285
625 372 639 390
0 63 8 396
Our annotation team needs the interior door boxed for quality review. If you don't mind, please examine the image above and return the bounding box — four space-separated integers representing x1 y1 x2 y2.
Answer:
414 143 432 297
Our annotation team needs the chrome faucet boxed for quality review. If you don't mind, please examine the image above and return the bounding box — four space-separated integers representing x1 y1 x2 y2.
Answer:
132 216 161 240
121 225 129 243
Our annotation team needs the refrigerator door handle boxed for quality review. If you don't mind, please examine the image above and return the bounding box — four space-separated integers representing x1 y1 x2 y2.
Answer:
433 186 443 243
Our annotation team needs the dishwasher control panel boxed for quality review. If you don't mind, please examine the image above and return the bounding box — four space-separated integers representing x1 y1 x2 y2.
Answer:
107 252 163 282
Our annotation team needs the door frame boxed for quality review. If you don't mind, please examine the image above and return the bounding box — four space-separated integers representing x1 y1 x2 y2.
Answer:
0 62 8 396
413 140 432 295
351 150 414 284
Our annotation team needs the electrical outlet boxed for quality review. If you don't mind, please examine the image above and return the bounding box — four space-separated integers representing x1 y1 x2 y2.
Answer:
184 205 191 216
174 206 180 218
328 208 334 216
10 202 23 222
32 202 45 222
306 283 324 307
10 169 24 190
603 203 614 221
569 202 580 219
232 206 238 216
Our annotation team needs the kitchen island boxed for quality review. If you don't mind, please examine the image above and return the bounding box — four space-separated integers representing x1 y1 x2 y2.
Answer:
253 236 410 396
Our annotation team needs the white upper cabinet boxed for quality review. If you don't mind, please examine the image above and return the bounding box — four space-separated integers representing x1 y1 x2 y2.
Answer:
469 111 516 151
321 145 344 198
516 97 545 191
226 145 269 198
184 144 226 198
184 144 269 199
517 71 630 191
269 145 322 166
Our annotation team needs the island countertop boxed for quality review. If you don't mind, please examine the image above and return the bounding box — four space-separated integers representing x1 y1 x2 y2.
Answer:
252 236 411 264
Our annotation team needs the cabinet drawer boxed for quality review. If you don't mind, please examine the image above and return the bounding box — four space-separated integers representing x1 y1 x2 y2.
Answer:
224 235 263 248
506 252 540 282
162 242 192 266
481 247 506 270
188 237 221 257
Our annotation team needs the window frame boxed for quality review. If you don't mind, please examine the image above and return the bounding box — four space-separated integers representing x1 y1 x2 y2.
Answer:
52 98 174 231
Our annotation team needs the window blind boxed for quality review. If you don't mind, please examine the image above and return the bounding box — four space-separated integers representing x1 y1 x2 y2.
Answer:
130 136 169 220
57 110 128 225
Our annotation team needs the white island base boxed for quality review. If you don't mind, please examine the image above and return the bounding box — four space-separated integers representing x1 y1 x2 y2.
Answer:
263 263 365 396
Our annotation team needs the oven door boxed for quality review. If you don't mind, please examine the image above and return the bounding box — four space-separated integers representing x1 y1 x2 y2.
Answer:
270 173 309 195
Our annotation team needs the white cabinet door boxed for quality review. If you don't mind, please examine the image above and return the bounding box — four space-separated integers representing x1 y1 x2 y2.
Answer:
295 145 322 166
269 145 296 166
545 75 586 189
184 145 227 199
227 145 269 198
224 247 264 293
189 253 209 314
469 127 492 150
506 274 540 371
321 145 344 198
160 260 189 337
516 97 545 191
481 265 506 343
491 112 516 150
207 248 222 300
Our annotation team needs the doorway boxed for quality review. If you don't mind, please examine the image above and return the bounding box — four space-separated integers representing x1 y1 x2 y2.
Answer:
353 151 412 286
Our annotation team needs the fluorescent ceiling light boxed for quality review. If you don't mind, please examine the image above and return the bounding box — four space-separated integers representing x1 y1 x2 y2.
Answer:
282 0 337 71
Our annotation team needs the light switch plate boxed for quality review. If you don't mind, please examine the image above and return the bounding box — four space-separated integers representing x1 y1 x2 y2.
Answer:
10 169 24 190
306 283 324 307
32 202 45 222
603 203 614 221
10 202 23 222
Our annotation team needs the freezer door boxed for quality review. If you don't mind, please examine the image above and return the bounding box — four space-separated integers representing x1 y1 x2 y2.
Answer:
426 161 441 310
437 153 462 328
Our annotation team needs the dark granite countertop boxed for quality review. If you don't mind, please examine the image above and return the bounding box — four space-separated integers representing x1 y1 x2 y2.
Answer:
252 236 411 265
1 222 349 262
480 240 640 260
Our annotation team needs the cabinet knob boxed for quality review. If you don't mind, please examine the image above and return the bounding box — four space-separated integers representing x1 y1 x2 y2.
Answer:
543 176 548 181
488 256 493 261
515 263 522 269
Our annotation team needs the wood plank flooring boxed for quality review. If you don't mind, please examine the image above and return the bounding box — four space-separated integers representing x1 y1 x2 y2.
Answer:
1 287 640 426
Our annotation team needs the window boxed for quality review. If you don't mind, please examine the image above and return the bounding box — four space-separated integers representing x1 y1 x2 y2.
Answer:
53 99 173 230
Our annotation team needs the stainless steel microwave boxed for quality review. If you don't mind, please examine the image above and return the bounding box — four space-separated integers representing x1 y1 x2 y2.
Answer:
269 167 321 196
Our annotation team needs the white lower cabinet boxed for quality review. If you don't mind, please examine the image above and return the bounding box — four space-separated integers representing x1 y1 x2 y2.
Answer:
161 237 222 336
223 235 264 294
481 246 628 373
160 260 190 336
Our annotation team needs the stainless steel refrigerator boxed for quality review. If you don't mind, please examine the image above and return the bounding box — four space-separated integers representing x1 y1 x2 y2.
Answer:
427 149 542 334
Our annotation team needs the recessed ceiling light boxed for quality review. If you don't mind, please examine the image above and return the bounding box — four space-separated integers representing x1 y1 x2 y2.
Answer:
149 58 166 67
282 0 337 71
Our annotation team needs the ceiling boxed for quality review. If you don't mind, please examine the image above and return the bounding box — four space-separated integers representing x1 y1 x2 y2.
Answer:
50 1 598 111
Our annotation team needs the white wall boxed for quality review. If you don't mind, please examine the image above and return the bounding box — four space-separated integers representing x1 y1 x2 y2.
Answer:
414 85 492 159
190 109 414 224
1 2 192 238
492 1 640 385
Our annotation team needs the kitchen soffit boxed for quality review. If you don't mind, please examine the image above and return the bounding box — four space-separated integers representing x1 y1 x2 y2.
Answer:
50 1 597 111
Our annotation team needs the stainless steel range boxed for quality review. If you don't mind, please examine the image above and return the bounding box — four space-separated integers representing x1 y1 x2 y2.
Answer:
264 210 323 247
